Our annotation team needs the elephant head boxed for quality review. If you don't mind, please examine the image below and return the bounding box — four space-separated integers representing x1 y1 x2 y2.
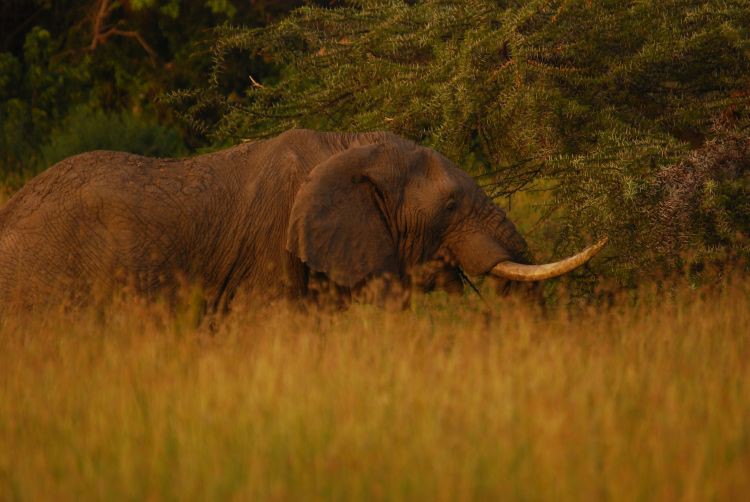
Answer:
285 134 606 298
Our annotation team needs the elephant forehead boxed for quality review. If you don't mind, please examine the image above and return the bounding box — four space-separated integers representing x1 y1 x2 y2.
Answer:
416 149 467 180
412 155 475 196
411 174 459 199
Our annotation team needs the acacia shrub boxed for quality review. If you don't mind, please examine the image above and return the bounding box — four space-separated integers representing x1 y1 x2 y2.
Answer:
180 0 750 290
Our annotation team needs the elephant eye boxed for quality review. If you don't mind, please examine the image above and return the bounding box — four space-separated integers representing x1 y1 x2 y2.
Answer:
445 198 457 211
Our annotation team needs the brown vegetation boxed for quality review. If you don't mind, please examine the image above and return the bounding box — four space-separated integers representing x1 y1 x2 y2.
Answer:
1 279 748 499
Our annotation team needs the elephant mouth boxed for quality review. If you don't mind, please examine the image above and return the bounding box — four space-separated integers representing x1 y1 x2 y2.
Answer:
489 238 608 282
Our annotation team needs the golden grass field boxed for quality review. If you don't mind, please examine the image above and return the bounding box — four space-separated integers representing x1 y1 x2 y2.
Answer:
0 278 749 501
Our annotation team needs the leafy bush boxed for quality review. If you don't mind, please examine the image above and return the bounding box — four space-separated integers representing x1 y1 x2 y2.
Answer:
0 27 89 174
1 1 319 178
648 118 750 279
40 105 187 169
177 0 750 289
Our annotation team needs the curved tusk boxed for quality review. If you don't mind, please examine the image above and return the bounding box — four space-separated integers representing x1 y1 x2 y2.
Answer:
491 237 608 282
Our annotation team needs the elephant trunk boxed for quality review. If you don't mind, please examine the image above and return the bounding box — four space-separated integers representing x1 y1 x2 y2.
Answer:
448 198 606 280
490 237 608 281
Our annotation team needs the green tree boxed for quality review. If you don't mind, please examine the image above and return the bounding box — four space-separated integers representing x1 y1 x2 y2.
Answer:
0 0 319 176
0 26 89 174
184 0 750 288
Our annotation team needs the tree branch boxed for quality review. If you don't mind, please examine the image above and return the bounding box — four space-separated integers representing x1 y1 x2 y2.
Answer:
89 0 156 60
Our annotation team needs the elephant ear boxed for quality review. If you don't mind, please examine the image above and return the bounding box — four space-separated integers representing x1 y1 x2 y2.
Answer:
286 143 403 288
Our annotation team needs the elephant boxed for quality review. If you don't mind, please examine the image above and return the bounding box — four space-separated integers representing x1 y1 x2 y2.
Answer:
0 129 606 311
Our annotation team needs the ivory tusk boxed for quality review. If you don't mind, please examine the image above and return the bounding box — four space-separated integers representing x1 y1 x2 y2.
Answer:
491 237 608 281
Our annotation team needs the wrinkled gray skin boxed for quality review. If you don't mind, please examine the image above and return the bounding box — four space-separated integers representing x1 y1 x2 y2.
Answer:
0 129 532 311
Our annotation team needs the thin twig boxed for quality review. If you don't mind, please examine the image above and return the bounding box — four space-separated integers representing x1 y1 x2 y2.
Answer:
249 74 265 88
89 0 156 60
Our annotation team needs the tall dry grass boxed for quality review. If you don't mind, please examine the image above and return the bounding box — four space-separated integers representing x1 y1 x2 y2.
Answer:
0 280 749 501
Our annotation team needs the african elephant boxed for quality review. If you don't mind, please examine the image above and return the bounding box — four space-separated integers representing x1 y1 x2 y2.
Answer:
0 129 605 311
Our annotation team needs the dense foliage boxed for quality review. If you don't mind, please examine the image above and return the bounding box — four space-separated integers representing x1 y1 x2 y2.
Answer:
0 0 311 175
181 0 750 288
